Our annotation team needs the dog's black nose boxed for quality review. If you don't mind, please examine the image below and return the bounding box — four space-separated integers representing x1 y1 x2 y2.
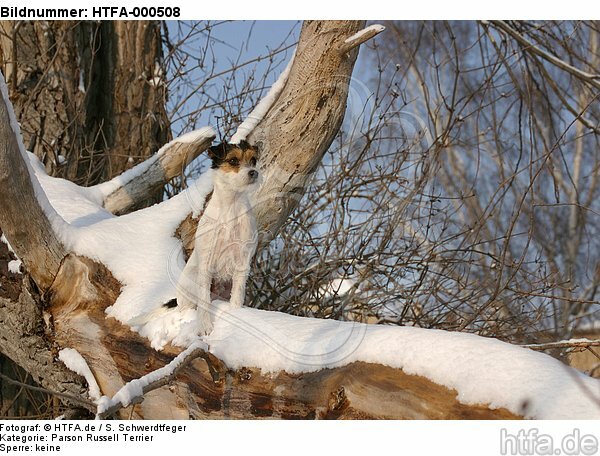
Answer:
248 170 258 179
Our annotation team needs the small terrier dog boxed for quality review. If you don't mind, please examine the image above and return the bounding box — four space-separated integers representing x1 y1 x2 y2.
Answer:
171 140 260 335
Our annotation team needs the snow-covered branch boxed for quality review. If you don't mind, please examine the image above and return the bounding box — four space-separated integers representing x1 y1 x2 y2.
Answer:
98 126 216 215
339 24 385 54
522 338 600 351
96 340 211 419
230 53 295 144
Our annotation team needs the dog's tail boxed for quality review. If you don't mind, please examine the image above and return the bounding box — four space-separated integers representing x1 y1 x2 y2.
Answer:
128 298 179 327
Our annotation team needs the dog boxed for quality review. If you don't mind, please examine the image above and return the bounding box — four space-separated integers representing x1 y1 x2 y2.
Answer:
168 140 260 335
130 140 260 336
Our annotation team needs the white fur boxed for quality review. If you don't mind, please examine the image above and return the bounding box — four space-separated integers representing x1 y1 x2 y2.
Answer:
175 162 259 335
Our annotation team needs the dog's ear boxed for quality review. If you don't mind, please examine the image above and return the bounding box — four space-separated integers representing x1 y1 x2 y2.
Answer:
237 139 251 151
208 143 227 160
237 139 260 158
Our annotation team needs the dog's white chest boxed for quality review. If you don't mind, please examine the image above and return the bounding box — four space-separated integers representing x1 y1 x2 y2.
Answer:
196 198 257 279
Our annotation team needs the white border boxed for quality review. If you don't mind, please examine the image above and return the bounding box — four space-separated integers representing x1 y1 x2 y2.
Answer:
2 0 599 19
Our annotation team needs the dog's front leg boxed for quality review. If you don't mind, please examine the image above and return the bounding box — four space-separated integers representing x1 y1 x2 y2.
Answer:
230 270 248 308
196 269 213 335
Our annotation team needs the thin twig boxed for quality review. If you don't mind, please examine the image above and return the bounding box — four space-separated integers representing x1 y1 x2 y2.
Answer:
0 372 95 410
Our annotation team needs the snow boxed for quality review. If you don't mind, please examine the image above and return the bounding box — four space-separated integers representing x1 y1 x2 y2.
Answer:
149 61 164 87
204 303 599 419
2 233 22 274
320 278 356 298
172 126 216 144
96 340 207 415
58 348 101 402
230 51 295 144
528 338 596 346
1 233 17 255
7 259 21 274
78 71 85 93
134 305 200 350
97 380 143 414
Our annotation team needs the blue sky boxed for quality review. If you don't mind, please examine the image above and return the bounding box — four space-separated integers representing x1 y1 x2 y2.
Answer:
165 21 374 136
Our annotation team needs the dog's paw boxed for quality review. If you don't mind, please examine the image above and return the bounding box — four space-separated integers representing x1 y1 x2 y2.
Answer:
230 300 243 309
197 313 214 336
230 296 245 308
199 322 213 336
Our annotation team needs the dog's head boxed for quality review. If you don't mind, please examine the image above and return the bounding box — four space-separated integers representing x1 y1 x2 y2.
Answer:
208 140 260 190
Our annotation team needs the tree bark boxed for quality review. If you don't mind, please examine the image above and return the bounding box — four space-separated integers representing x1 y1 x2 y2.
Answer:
0 279 92 413
249 21 365 246
0 21 169 189
0 84 66 289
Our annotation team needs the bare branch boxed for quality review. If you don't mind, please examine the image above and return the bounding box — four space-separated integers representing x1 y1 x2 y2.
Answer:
0 371 94 410
487 21 600 90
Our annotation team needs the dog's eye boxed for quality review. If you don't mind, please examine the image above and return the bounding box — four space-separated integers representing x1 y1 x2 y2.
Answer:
228 158 239 166
250 157 257 167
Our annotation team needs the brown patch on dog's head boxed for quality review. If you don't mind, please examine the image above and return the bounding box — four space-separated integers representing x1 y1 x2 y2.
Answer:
208 140 259 173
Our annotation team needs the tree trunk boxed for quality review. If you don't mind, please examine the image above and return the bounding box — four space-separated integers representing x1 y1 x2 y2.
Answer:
0 85 66 289
0 21 169 189
0 20 169 417
249 21 365 245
